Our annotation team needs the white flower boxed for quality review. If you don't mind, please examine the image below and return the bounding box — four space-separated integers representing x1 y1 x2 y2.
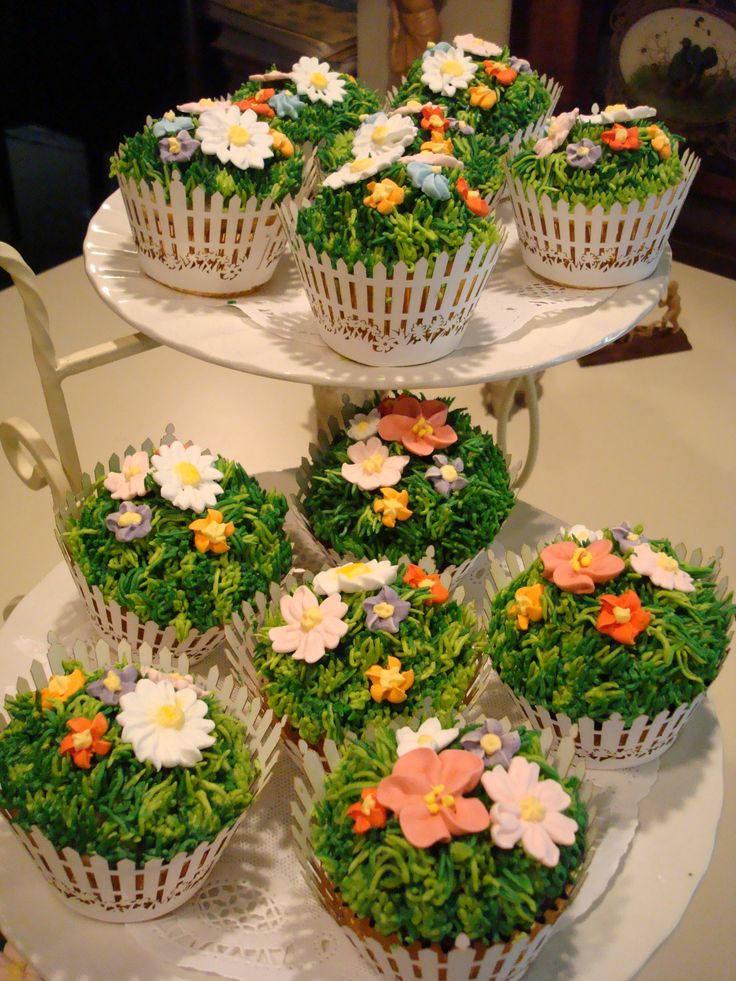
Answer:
579 103 656 124
421 45 477 97
453 34 503 58
347 409 381 441
141 667 207 697
341 436 410 491
322 149 403 190
151 440 224 512
177 97 232 114
629 543 695 593
565 524 603 544
313 559 398 596
292 56 346 105
352 113 417 159
117 678 216 770
396 718 459 757
268 585 349 663
197 106 274 170
482 756 578 867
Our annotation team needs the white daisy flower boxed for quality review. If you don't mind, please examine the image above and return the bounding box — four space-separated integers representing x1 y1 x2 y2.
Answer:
421 45 477 97
352 112 417 159
579 103 656 125
291 56 346 105
322 149 402 189
453 34 503 59
346 408 381 440
312 559 398 596
564 524 604 544
197 106 274 170
117 678 216 770
151 440 224 512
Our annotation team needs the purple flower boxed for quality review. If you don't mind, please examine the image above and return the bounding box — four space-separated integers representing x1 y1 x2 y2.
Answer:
461 718 521 768
159 129 200 164
508 56 532 74
87 665 138 706
611 521 649 553
105 502 153 542
450 118 475 135
425 455 468 496
363 586 411 634
566 139 602 170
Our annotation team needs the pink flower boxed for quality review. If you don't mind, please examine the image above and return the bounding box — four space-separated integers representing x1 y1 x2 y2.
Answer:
482 756 578 867
268 585 349 663
376 747 490 848
533 109 580 158
377 395 458 456
103 450 150 500
630 543 695 593
540 539 624 594
341 436 410 491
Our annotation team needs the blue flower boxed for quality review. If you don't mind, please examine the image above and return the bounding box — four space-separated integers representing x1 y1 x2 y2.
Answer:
423 41 452 59
406 162 451 200
508 56 532 74
152 113 194 137
268 91 305 119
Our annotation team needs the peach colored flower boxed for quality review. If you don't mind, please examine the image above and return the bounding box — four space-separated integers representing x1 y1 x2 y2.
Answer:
104 450 150 500
373 487 412 528
469 85 498 110
364 177 405 215
540 539 624 594
377 395 457 456
509 583 545 630
377 747 490 848
268 585 349 663
341 436 410 491
365 655 414 703
41 668 86 710
189 508 235 554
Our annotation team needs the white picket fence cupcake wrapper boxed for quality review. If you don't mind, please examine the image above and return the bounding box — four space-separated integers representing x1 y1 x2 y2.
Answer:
291 728 592 981
0 638 283 922
504 148 700 287
484 539 731 769
280 197 507 366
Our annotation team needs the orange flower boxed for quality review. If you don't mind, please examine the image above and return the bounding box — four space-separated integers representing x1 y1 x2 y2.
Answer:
403 564 449 604
189 508 235 554
456 177 490 217
347 787 388 833
364 178 405 215
373 487 412 528
41 668 86 710
596 591 651 645
420 105 450 132
59 713 112 769
365 655 415 703
420 135 454 155
269 128 294 158
469 85 498 110
601 125 640 152
483 60 518 85
509 583 545 630
234 88 276 117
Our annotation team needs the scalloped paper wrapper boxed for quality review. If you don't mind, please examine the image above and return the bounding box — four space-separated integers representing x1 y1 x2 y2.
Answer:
291 728 594 981
226 565 495 770
279 197 507 366
0 639 283 922
504 148 700 287
484 539 731 768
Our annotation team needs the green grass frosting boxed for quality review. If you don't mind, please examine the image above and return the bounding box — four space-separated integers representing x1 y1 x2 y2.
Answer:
302 396 514 567
0 663 259 864
489 530 734 724
312 724 586 945
65 454 292 640
252 566 486 746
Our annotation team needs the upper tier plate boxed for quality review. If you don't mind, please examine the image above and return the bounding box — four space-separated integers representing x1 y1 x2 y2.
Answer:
84 190 669 388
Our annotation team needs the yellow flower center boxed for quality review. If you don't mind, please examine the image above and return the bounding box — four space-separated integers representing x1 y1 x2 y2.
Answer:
169 136 182 154
439 464 458 482
570 547 593 571
200 98 215 107
577 145 590 156
412 416 434 438
605 103 627 113
419 577 435 589
228 124 250 147
351 156 372 171
613 605 631 624
515 593 534 614
417 733 434 746
72 729 94 751
155 703 185 729
360 794 376 816
614 128 627 144
124 463 142 478
480 732 502 755
164 110 176 121
354 420 371 435
371 125 389 144
362 451 386 475
428 113 444 128
381 497 405 518
520 795 545 822
373 601 395 619
117 511 143 527
310 71 328 88
300 607 323 631
339 562 372 579
406 100 422 111
657 554 679 572
440 59 464 77
202 518 229 544
423 784 455 814
626 532 639 541
102 670 122 693
174 461 201 485
379 665 405 689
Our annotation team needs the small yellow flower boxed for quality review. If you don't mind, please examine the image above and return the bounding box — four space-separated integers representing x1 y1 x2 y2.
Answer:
41 668 87 710
509 583 545 630
420 135 454 155
646 125 671 160
189 508 235 554
373 487 412 528
469 85 498 110
365 655 414 704
363 178 405 215
269 128 294 158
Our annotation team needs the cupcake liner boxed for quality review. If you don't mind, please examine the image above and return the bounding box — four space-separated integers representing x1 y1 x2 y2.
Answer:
0 639 283 922
484 540 731 768
504 148 700 287
279 197 507 366
117 173 288 297
291 729 592 981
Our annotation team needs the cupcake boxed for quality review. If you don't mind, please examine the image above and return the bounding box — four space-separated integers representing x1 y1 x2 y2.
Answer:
293 714 587 980
227 560 490 764
487 524 734 767
0 641 281 921
282 113 505 365
57 434 292 663
505 104 700 286
295 393 514 570
110 96 306 295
